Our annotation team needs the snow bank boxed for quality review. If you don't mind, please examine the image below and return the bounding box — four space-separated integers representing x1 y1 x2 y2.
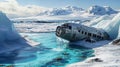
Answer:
106 13 119 39
85 13 120 39
0 11 37 53
104 13 120 39
67 44 120 67
14 22 61 33
88 15 113 26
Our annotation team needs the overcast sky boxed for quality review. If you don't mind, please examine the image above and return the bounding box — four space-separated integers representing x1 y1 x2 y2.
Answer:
0 0 119 18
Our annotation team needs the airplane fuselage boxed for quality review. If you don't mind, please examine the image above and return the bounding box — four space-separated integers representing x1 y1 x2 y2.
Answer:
56 23 109 42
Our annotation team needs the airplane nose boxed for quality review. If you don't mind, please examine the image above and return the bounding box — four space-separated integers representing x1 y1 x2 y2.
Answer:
56 26 65 37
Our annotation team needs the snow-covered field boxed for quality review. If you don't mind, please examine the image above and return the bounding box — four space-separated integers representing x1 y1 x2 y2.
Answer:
67 44 120 67
14 22 60 33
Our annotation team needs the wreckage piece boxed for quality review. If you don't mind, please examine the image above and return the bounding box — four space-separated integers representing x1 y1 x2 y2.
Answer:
56 23 109 42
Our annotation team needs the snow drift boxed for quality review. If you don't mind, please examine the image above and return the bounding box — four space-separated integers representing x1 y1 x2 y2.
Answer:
0 11 34 53
89 13 120 39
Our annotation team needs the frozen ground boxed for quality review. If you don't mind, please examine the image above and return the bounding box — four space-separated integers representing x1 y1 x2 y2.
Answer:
14 22 60 33
67 43 120 67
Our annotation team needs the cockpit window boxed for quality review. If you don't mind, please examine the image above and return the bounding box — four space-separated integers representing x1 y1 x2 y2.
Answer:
62 23 72 29
62 23 69 27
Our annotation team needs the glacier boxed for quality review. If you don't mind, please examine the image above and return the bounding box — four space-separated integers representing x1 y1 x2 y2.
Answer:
0 11 36 53
90 13 120 39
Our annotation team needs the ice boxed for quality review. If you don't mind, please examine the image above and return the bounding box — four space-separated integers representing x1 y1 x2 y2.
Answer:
104 13 120 39
92 13 120 39
84 15 113 26
67 44 120 67
14 22 61 33
67 13 120 67
0 11 37 53
83 13 120 39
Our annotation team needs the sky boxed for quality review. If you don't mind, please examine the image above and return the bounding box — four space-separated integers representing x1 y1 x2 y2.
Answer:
0 0 119 18
17 0 120 9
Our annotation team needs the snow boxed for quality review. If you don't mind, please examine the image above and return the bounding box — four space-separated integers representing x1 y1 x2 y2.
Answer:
0 4 119 67
12 5 118 21
90 13 120 39
67 43 120 67
14 22 61 33
0 11 39 53
38 6 84 16
38 5 118 16
83 15 114 26
13 15 89 21
67 13 120 67
87 5 118 15
13 12 120 40
81 13 120 39
104 13 120 39
5 6 120 67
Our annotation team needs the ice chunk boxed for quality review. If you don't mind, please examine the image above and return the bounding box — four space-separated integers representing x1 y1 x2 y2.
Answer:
0 11 21 41
90 13 120 39
0 11 35 53
102 13 120 39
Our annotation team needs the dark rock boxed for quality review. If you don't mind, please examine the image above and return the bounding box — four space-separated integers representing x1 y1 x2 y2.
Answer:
87 58 103 63
94 58 103 62
54 57 63 61
112 39 120 45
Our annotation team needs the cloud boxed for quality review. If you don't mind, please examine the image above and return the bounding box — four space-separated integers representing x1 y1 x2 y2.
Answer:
0 0 48 18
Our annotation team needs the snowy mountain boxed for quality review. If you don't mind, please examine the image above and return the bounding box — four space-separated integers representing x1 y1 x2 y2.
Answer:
13 5 119 21
38 5 118 16
87 5 118 15
38 6 84 16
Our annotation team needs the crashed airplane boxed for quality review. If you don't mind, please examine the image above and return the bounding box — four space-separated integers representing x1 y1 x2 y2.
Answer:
56 23 109 43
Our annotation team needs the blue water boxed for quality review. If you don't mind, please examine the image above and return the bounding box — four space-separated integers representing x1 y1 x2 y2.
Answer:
0 32 94 67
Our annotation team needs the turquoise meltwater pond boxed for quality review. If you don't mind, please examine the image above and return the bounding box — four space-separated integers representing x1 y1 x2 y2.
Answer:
1 32 94 67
